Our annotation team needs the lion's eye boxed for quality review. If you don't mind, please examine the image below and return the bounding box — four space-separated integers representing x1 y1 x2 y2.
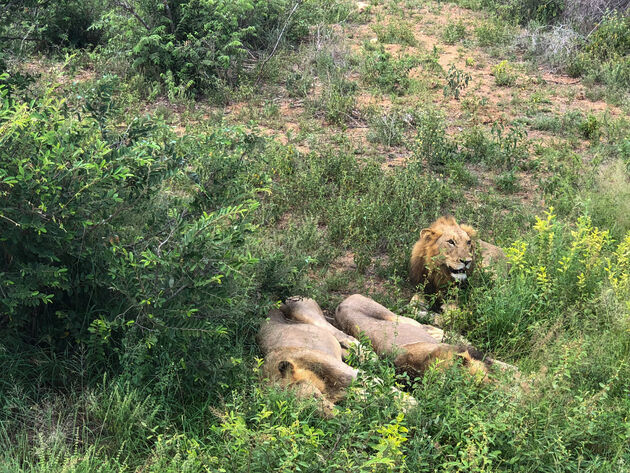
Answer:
447 239 455 246
467 240 471 245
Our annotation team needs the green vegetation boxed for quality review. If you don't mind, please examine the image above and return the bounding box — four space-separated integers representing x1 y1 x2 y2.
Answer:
492 60 518 86
1 0 629 471
443 64 471 99
373 21 418 46
442 19 468 45
361 46 417 95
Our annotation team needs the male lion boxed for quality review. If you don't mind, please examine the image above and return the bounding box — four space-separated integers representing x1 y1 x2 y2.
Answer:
335 294 491 380
258 297 418 415
410 215 477 295
257 297 359 415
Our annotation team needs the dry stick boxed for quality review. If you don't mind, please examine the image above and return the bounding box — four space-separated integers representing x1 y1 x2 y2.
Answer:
162 0 175 35
255 0 303 86
0 36 40 42
113 0 151 31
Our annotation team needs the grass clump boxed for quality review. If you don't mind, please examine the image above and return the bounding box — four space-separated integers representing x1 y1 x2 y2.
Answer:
367 109 408 147
442 19 468 45
475 16 514 47
372 21 418 46
318 77 358 125
492 60 518 86
361 46 417 95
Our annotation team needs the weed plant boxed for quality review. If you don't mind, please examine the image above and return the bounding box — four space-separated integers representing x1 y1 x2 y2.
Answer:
361 45 417 95
442 20 468 45
492 60 518 86
372 21 418 46
443 64 471 100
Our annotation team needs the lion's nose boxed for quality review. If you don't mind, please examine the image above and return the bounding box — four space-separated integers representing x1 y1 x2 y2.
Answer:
461 258 472 266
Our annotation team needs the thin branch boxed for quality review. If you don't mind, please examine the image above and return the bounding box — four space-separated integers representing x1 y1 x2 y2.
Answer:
162 0 175 35
0 36 41 42
0 214 21 227
113 0 151 31
255 0 303 85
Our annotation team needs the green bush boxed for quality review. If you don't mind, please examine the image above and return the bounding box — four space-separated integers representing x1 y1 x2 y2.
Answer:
319 77 358 125
0 0 105 50
461 123 527 168
491 60 518 86
568 12 630 89
95 0 331 97
361 46 416 95
442 20 467 45
486 0 565 26
462 210 630 358
443 64 471 100
474 16 514 47
414 109 458 166
0 80 260 393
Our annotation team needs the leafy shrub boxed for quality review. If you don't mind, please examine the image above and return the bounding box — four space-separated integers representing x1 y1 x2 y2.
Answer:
0 0 105 50
461 123 527 168
0 80 260 393
442 20 467 44
475 16 514 46
491 60 518 86
361 46 416 95
95 0 328 96
414 109 458 166
583 10 629 60
463 210 630 357
568 12 630 89
578 113 601 140
443 64 471 99
496 169 520 192
490 0 565 25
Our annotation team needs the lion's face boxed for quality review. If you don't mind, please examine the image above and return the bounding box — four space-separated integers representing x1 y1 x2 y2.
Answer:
431 223 475 283
410 216 477 291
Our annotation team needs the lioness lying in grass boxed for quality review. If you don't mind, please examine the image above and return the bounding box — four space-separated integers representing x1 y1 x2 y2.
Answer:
335 294 492 380
257 297 359 416
258 297 419 415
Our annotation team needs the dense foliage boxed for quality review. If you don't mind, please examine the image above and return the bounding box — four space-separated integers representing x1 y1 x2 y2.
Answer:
0 77 261 393
1 0 629 471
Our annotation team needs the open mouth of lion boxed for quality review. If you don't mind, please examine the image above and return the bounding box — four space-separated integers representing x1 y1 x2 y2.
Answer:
449 267 468 282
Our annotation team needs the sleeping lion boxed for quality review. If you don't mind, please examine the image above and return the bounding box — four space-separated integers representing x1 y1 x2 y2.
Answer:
258 297 420 415
335 294 491 380
257 297 359 416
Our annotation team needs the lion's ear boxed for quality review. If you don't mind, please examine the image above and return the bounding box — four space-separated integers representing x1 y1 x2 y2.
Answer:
460 224 477 238
420 228 434 240
278 360 295 378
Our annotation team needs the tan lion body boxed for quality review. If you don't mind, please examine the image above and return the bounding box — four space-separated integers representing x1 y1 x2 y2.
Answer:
335 294 490 379
257 297 359 415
